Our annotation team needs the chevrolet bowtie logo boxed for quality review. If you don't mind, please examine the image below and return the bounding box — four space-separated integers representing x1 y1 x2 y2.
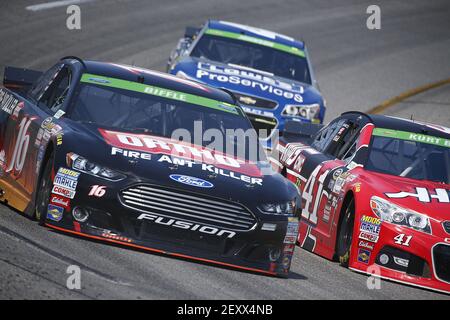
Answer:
239 96 257 105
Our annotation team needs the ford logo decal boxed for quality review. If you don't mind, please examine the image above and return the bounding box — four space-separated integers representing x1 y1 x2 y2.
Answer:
169 174 214 188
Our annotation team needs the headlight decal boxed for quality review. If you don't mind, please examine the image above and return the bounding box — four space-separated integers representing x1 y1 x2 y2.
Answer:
370 196 432 234
66 153 126 181
258 200 296 216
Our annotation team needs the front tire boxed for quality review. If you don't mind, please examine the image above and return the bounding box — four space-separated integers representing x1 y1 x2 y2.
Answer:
35 151 54 226
336 198 355 267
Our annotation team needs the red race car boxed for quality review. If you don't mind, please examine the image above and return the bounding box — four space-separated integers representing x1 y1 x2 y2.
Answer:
271 111 450 294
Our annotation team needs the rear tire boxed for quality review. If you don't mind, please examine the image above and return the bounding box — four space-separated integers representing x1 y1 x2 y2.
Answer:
35 151 54 226
336 198 355 267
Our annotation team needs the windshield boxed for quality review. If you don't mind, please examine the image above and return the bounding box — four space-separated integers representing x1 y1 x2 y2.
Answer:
366 128 450 184
70 73 266 162
190 31 311 84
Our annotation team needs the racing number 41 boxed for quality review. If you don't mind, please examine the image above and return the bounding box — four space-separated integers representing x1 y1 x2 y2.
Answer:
6 117 32 174
301 164 329 224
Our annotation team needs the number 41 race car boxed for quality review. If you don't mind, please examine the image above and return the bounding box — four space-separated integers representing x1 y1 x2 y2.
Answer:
272 111 450 294
0 57 301 277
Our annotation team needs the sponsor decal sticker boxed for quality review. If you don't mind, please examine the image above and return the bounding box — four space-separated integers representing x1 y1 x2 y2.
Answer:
359 215 381 241
333 168 344 179
50 194 70 210
357 248 371 264
47 204 64 222
286 221 299 237
137 213 236 238
110 147 263 185
53 110 65 119
81 73 238 114
54 174 78 190
284 221 299 244
58 167 80 178
52 185 76 199
283 235 297 244
359 231 379 243
283 244 295 254
361 215 381 225
0 89 20 115
169 174 213 188
359 240 374 251
41 117 62 134
102 131 262 177
204 28 305 57
101 231 132 243
195 62 304 102
373 127 450 149
56 134 63 146
282 256 292 269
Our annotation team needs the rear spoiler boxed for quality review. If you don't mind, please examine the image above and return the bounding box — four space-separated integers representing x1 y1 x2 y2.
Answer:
281 120 323 144
3 66 42 93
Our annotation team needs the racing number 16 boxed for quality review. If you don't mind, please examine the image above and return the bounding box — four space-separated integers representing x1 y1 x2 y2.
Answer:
6 117 32 174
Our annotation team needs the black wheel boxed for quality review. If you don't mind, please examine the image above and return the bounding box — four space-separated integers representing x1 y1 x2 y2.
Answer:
35 151 54 226
336 198 355 267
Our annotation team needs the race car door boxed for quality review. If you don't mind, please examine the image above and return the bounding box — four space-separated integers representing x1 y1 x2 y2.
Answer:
0 64 72 212
292 115 365 258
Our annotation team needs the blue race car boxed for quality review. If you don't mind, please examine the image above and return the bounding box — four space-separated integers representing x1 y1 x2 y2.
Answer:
167 20 326 149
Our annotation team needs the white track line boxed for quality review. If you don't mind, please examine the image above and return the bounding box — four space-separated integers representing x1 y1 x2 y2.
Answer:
26 0 94 12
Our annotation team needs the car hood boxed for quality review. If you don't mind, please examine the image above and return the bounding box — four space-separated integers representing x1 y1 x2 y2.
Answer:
366 171 450 222
173 56 323 106
65 122 297 204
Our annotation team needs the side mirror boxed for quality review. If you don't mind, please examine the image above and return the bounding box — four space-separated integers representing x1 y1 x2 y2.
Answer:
184 26 201 39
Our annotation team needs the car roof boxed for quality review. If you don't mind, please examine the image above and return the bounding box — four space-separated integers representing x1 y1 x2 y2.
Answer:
206 20 305 50
343 111 450 139
70 59 236 104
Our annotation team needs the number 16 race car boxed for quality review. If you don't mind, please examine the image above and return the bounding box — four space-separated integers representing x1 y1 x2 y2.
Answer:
0 57 301 277
272 112 450 293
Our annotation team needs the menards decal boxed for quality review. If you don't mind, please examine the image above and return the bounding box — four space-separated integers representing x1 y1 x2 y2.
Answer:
80 73 238 115
373 128 450 148
100 129 262 177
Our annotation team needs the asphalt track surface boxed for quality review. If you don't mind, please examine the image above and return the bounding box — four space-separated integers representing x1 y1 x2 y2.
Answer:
0 0 450 300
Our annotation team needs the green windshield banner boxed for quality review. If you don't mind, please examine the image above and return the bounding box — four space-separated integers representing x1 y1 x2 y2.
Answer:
373 127 450 148
204 28 306 58
80 73 239 115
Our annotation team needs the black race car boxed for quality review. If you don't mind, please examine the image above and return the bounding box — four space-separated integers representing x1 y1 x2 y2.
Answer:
0 57 300 276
